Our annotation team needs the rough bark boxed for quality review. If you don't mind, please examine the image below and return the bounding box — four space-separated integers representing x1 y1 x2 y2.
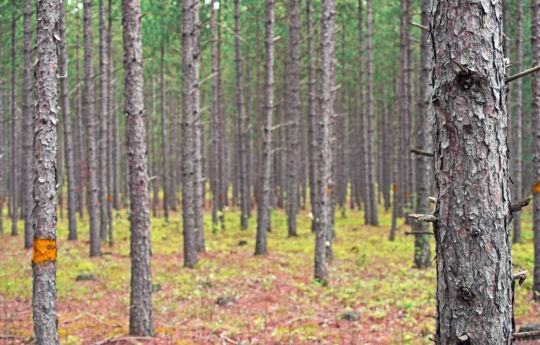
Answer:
0 44 4 234
151 76 158 217
84 0 101 257
106 0 113 246
182 0 201 268
32 0 60 341
431 0 513 342
112 71 121 211
365 0 378 226
512 0 523 244
75 20 85 219
255 0 275 256
59 0 77 241
532 0 540 302
22 0 34 248
121 0 154 335
314 0 336 285
285 0 301 237
210 0 220 232
412 0 432 269
168 90 177 211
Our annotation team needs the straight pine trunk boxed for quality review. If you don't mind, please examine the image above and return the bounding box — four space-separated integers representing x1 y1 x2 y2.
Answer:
255 0 275 256
84 0 101 257
181 0 201 268
285 0 301 237
210 0 220 231
10 12 18 237
432 0 513 342
99 0 109 242
32 0 60 341
59 0 77 241
0 44 4 234
314 0 336 285
160 47 169 222
532 0 540 301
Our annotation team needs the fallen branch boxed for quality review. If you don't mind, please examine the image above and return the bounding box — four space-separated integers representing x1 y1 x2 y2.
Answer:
507 65 540 83
510 198 532 213
408 214 438 223
405 231 433 236
410 148 434 157
513 330 540 340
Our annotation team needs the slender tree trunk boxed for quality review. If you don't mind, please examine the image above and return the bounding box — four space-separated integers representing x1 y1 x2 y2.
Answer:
532 0 540 302
98 0 109 242
412 0 432 269
314 0 336 285
210 0 219 232
112 72 121 211
168 90 177 211
161 47 169 222
32 0 60 341
365 0 378 226
255 0 275 256
11 11 18 237
22 0 34 248
234 0 248 230
106 0 113 246
196 124 205 252
432 0 513 342
59 0 77 241
285 0 301 237
151 76 158 217
122 0 154 334
84 0 101 257
512 0 524 244
307 0 318 233
75 21 85 219
182 0 201 268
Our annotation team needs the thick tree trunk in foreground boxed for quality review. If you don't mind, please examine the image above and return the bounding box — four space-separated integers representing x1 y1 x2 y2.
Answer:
122 0 154 335
84 0 101 257
22 0 34 248
182 0 201 268
431 0 513 343
314 0 336 285
286 0 301 237
532 0 540 301
59 0 77 241
255 0 275 256
32 0 60 342
412 0 432 269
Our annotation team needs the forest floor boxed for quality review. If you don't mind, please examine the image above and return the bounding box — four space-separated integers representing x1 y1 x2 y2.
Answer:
1 203 539 345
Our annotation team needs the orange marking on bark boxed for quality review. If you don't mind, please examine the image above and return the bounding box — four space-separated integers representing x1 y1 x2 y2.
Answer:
393 184 398 192
219 195 224 200
0 199 3 204
534 182 540 193
108 195 113 202
32 238 57 264
327 188 332 195
164 193 168 199
404 192 410 198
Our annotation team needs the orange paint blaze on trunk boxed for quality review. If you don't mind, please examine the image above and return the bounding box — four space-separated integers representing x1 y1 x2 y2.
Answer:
32 238 57 264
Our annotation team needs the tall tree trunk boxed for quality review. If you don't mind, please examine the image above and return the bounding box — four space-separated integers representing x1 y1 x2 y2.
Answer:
285 0 301 237
161 47 169 222
196 124 205 252
122 0 154 334
412 0 432 269
75 20 85 219
168 90 177 211
532 0 540 302
99 0 109 242
314 0 336 285
84 0 101 257
106 0 113 246
255 0 275 256
431 0 513 342
182 0 201 268
32 0 60 341
210 0 220 232
151 76 158 217
22 0 34 248
365 0 378 226
306 0 318 233
11 11 18 237
59 0 77 241
112 72 121 211
512 0 524 244
234 0 248 230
